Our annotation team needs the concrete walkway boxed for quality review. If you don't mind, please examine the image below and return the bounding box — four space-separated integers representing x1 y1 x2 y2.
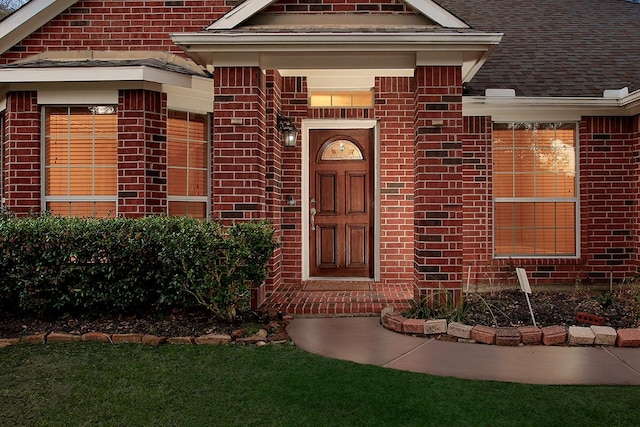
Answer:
287 317 640 385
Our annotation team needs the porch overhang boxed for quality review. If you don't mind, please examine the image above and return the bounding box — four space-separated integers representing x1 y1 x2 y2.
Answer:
170 32 503 82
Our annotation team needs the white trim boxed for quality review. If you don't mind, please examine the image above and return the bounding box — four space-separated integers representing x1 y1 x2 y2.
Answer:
207 0 274 30
37 89 118 105
404 0 468 28
492 122 580 260
0 0 77 56
172 31 502 48
463 95 639 120
0 66 199 87
301 119 380 282
207 0 468 30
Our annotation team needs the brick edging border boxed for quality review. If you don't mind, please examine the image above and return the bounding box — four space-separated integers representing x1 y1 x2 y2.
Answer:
0 317 294 349
381 308 640 347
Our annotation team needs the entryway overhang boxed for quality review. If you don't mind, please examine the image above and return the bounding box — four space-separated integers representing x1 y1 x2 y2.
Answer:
170 31 502 82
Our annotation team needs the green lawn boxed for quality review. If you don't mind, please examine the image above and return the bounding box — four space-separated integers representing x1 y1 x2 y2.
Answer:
1 343 639 426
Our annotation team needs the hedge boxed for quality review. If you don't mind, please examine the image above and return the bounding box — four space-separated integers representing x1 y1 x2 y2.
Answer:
0 215 278 320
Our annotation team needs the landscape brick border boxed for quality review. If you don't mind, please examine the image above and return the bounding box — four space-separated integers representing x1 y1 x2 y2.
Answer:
0 317 294 349
379 308 640 347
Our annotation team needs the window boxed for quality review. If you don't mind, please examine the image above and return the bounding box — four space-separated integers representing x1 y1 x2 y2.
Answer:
310 90 374 108
167 110 209 218
44 106 117 217
493 122 577 257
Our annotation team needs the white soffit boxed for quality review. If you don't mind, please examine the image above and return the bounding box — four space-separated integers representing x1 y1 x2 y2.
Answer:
208 0 468 30
0 0 78 56
463 96 632 121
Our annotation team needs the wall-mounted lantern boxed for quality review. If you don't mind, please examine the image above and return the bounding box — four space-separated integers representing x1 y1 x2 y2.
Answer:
277 114 298 147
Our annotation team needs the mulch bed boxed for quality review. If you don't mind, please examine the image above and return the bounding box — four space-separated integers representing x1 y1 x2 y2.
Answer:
1 288 639 339
463 288 640 329
0 307 272 339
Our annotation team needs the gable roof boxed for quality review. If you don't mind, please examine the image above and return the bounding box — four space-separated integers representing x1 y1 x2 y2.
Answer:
0 0 77 57
435 0 640 97
208 0 469 30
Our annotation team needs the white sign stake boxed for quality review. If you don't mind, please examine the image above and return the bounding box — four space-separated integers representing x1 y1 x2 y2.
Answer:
516 267 537 328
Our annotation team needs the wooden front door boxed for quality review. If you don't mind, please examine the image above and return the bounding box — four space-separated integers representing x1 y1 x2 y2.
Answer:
309 128 374 278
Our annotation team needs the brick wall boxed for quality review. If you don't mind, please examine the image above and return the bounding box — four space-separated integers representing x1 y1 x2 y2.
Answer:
461 114 640 290
375 77 415 282
635 114 640 276
264 0 414 14
279 76 305 284
461 116 492 288
3 92 40 215
117 89 167 217
413 66 464 299
213 66 267 222
582 116 637 283
264 70 283 293
0 1 232 64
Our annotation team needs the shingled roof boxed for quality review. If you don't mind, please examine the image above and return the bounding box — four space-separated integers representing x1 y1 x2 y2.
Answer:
436 0 640 97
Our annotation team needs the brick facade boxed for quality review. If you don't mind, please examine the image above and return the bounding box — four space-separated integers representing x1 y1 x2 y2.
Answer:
3 92 40 215
0 0 639 301
413 66 464 300
117 89 168 217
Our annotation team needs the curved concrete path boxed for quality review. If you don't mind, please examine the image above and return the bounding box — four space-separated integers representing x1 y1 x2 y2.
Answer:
287 317 640 385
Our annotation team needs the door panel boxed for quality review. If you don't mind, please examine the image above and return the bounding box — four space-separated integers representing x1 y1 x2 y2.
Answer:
309 128 374 278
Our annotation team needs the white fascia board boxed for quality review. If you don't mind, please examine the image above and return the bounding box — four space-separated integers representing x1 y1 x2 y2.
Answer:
0 66 201 88
404 0 468 28
0 0 77 56
463 96 629 121
621 88 640 115
172 32 502 51
207 0 275 30
207 0 468 30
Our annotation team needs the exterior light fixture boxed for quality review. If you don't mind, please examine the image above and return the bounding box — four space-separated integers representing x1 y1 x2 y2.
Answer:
277 114 298 147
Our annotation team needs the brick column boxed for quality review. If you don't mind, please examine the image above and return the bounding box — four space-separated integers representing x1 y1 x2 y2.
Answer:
635 114 640 276
117 89 167 217
260 70 283 303
4 91 41 215
213 67 267 223
413 66 464 302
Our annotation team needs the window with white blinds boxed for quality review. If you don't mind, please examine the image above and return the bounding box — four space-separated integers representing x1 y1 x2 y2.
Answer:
44 106 117 217
493 122 578 257
167 110 209 218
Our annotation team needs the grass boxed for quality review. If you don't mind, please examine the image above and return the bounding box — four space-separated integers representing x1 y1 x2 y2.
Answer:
1 343 640 426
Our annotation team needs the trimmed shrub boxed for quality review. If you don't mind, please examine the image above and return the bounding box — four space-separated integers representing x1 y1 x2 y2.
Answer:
0 215 278 319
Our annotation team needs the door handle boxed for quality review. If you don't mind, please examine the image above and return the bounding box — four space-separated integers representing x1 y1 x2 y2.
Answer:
310 207 317 231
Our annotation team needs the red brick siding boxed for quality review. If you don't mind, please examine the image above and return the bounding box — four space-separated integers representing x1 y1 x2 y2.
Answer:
264 70 284 293
264 0 415 14
117 89 167 217
461 116 492 287
635 114 640 275
213 67 267 222
3 92 40 215
413 66 464 298
582 116 637 283
279 76 305 284
461 115 640 289
375 76 415 282
0 1 232 64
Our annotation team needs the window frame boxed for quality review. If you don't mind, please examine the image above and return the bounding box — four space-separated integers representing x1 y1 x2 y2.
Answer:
166 109 211 219
492 121 580 259
41 105 118 217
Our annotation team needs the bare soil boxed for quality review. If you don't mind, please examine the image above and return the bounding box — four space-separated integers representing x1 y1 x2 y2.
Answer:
1 288 639 339
0 307 272 339
463 288 640 329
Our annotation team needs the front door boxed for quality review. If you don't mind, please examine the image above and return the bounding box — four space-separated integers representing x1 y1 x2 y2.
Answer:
309 128 374 278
